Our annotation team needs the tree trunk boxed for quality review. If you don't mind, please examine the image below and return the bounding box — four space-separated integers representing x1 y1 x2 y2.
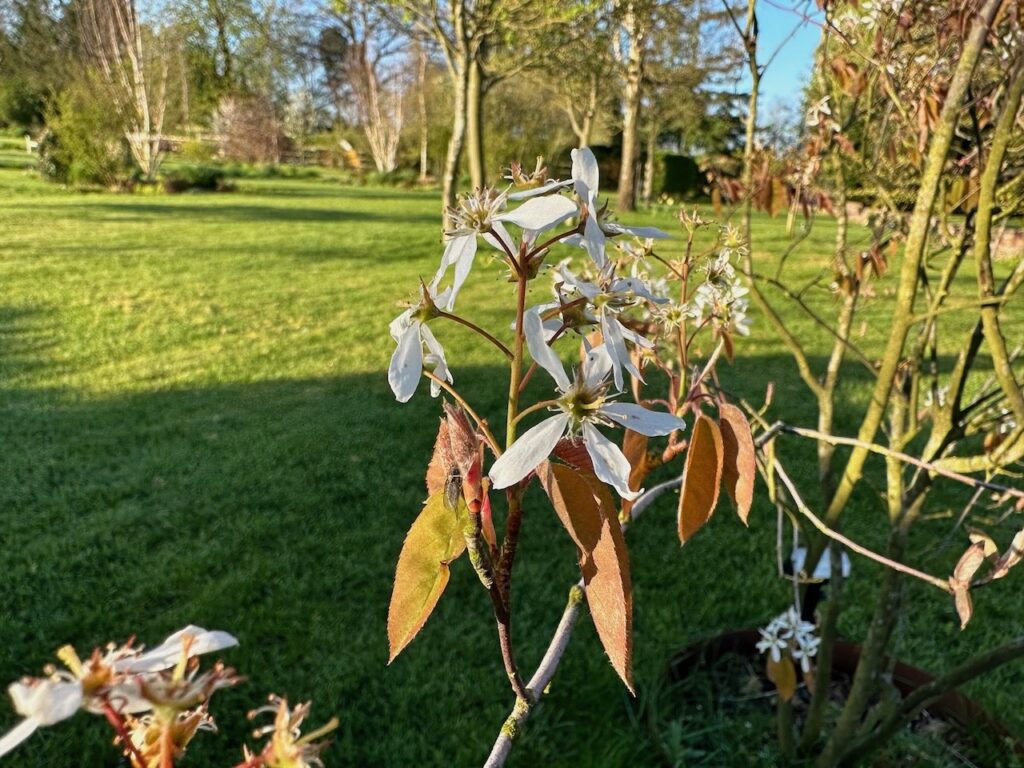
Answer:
442 54 469 213
466 57 486 188
417 46 428 181
617 3 643 212
640 123 656 204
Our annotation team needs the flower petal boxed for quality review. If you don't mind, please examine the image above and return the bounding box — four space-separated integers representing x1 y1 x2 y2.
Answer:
495 195 578 232
604 223 670 239
610 276 669 304
583 422 641 500
431 233 474 298
483 221 514 253
447 236 479 310
420 324 452 398
489 414 569 489
525 307 569 391
582 343 613 388
556 266 601 300
508 179 573 200
121 627 239 674
388 322 423 403
8 679 82 725
581 208 607 267
0 719 39 758
571 147 600 200
600 403 685 436
601 314 643 391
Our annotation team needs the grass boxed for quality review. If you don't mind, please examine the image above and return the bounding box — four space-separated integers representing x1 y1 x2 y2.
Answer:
0 134 1022 767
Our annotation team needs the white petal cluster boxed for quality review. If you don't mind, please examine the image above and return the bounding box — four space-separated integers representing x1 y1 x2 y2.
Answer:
685 229 752 338
0 626 237 758
388 285 453 403
388 146 673 405
489 330 685 500
756 607 821 672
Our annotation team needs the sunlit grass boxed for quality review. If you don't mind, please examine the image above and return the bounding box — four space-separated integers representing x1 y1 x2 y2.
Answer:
0 138 1021 766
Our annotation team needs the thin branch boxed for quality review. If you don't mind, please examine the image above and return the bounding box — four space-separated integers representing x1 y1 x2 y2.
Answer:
482 478 682 768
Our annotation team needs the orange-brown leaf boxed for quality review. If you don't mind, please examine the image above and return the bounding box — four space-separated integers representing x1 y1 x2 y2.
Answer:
678 414 724 545
539 462 634 692
620 430 650 519
766 656 797 702
387 492 468 663
718 403 756 526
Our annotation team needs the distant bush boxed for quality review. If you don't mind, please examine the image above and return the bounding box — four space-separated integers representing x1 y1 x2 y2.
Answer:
213 94 288 163
161 164 231 193
0 78 46 129
179 139 217 163
364 167 418 187
40 77 131 188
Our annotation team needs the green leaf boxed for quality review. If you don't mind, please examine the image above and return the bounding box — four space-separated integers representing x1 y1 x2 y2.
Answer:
387 491 468 663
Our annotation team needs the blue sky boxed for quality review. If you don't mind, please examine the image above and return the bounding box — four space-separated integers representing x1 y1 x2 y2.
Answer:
728 1 825 113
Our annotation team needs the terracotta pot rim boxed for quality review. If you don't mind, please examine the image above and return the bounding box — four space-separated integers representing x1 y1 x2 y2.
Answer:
667 628 1022 752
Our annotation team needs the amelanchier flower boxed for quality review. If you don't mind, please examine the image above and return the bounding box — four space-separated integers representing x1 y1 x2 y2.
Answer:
431 187 578 310
388 284 453 403
570 147 669 268
239 695 339 768
756 608 820 671
0 626 238 759
555 264 666 391
489 322 685 499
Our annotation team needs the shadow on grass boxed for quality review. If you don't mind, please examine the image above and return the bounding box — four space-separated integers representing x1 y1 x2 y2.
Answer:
0 325 1016 766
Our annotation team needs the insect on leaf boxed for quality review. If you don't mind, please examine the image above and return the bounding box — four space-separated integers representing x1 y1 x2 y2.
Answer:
387 492 469 663
718 403 756 526
678 414 724 545
539 461 634 693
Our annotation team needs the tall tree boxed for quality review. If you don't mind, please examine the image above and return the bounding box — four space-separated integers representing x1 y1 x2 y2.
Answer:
328 1 407 173
78 0 169 180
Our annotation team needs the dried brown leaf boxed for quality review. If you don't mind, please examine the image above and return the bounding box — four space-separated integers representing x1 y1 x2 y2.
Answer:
718 403 756 526
540 462 634 692
678 414 724 545
620 429 650 519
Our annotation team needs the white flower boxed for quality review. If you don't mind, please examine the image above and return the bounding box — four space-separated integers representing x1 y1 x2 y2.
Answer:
757 608 820 671
0 626 237 759
570 148 668 268
555 265 664 391
488 327 685 499
755 627 788 664
388 286 453 403
116 626 239 674
432 188 578 310
0 678 83 757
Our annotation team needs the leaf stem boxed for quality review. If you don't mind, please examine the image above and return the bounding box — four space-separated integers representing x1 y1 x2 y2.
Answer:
423 371 502 457
438 311 513 359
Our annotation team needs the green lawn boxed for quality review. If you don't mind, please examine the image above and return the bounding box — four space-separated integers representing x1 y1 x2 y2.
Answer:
1 137 1022 767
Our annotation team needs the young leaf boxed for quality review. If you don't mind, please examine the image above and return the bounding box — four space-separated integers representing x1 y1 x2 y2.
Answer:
951 580 974 630
539 461 634 693
766 656 797 702
387 492 469 663
678 414 724 545
718 403 756 526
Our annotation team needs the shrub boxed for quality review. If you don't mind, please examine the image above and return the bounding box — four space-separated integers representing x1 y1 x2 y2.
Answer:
40 77 130 188
161 164 230 194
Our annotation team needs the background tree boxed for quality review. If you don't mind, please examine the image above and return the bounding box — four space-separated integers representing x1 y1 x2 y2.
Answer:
328 0 408 173
77 0 171 181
